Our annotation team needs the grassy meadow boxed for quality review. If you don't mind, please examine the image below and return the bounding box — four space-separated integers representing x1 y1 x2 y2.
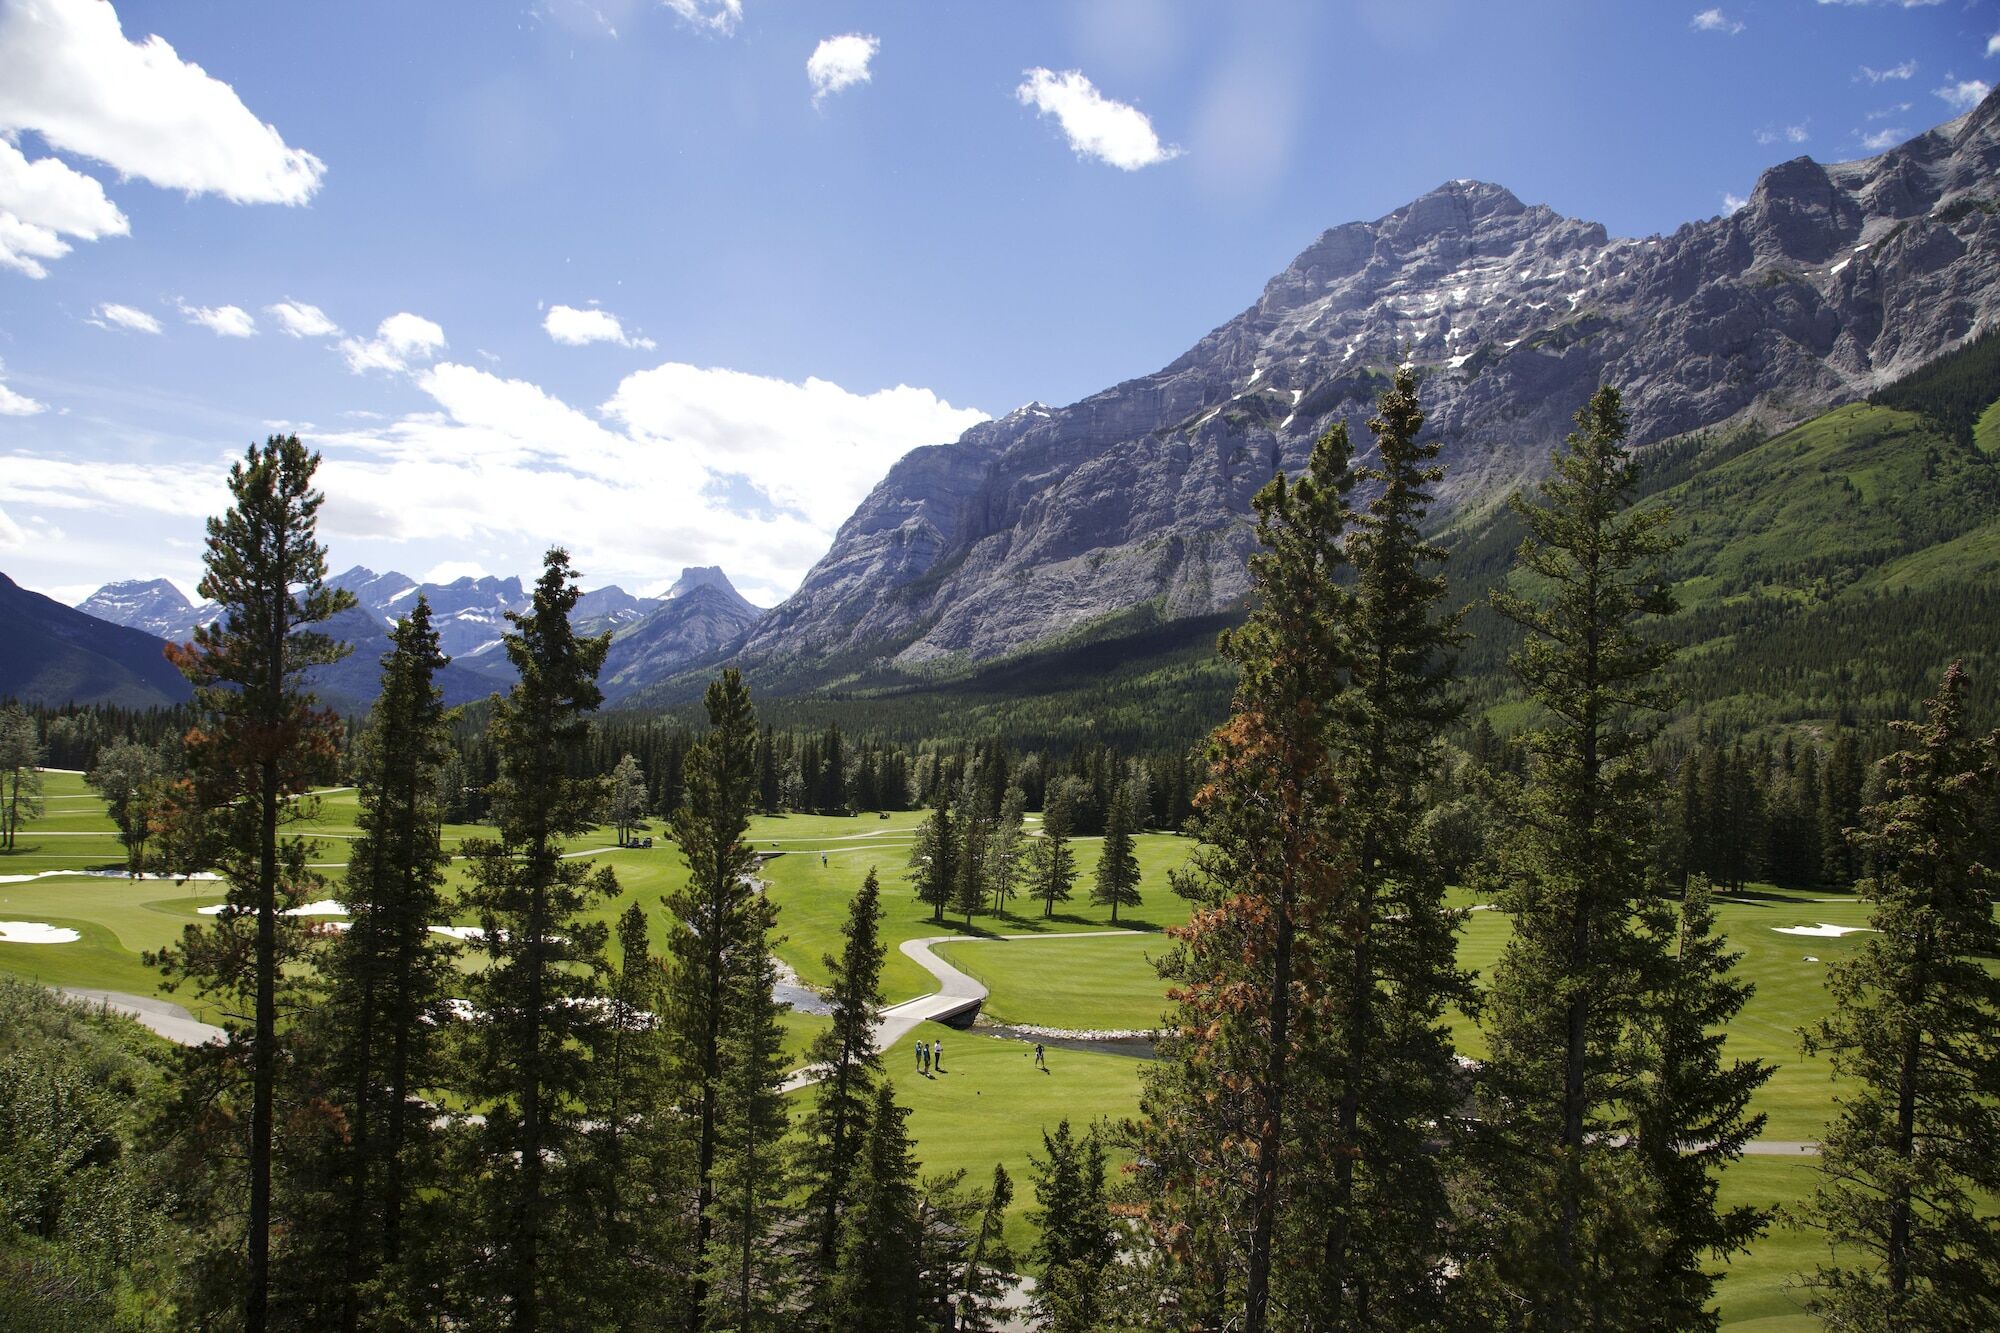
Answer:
0 769 1911 1326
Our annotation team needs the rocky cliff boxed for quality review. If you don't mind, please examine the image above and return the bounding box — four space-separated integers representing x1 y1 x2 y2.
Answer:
739 92 2000 675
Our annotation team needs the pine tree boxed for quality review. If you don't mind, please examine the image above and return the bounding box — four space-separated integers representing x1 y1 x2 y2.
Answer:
282 599 456 1330
1819 733 1864 888
909 795 956 924
1475 387 1681 1327
1296 364 1476 1325
1797 663 2000 1328
0 706 44 850
455 548 618 1331
952 767 990 925
155 436 354 1333
800 868 887 1304
608 752 649 846
1089 783 1141 924
661 669 764 1330
1029 1119 1116 1333
984 786 1028 916
1026 787 1077 920
701 900 794 1332
1133 425 1354 1332
953 1164 1016 1333
825 1085 924 1332
1631 878 1773 1331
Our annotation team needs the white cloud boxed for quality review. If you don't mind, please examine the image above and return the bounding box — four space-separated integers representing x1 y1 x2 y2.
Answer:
1860 126 1907 150
1988 34 2000 59
1723 192 1749 215
1 452 222 518
663 0 742 34
0 0 324 205
304 358 987 601
1859 59 1918 83
1815 0 1943 6
341 312 447 373
1016 68 1180 171
1690 8 1744 34
0 374 45 416
92 302 162 334
1866 101 1913 119
1935 78 1992 111
266 300 339 338
0 136 128 278
1755 123 1810 144
808 34 879 104
181 302 256 337
0 504 26 550
543 304 654 349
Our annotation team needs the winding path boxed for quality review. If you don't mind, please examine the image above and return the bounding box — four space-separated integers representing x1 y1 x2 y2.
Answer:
60 988 225 1046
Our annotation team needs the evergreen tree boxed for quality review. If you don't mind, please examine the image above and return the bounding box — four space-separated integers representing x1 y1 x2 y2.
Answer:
701 901 794 1332
1132 425 1354 1332
1797 663 2000 1328
800 868 887 1304
1297 365 1476 1326
607 752 649 846
1819 733 1864 888
155 436 354 1333
1631 878 1773 1331
455 548 618 1332
86 739 162 875
1029 1119 1115 1333
0 706 44 850
661 669 764 1330
984 786 1028 916
953 1164 1016 1333
952 776 990 927
825 1085 924 1333
1089 783 1141 924
1475 388 1681 1327
282 599 456 1331
1026 786 1077 920
909 795 956 924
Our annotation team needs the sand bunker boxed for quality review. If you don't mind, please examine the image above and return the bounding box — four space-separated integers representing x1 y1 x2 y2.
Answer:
0 921 82 944
1773 923 1876 938
199 899 349 917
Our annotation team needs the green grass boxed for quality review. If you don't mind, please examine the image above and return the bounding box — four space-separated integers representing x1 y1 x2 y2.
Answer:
933 932 1174 1031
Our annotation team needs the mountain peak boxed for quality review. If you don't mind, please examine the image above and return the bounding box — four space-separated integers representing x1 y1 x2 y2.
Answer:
668 565 736 598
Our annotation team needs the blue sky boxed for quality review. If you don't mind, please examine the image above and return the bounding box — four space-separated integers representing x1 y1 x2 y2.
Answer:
0 0 1994 607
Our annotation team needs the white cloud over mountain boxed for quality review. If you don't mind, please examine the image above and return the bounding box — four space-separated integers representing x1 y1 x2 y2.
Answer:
1016 68 1180 170
808 34 879 105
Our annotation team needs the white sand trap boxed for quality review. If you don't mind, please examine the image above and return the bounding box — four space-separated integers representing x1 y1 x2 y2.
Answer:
0 921 81 943
429 925 493 941
1774 923 1877 938
199 899 349 917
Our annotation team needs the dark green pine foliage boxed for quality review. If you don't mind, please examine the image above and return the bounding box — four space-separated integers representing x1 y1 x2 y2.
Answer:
700 899 794 1332
952 767 991 926
1819 734 1865 888
799 867 887 1307
952 1164 1017 1333
1631 878 1773 1332
660 669 764 1330
454 548 618 1332
909 794 957 924
1089 784 1142 924
1297 367 1477 1327
1026 786 1077 919
1475 388 1681 1327
1798 663 2000 1330
825 1084 925 1333
1029 1119 1117 1333
154 436 354 1333
280 598 456 1331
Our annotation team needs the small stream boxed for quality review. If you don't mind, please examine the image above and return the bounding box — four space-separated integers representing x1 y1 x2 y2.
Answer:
974 1022 1158 1061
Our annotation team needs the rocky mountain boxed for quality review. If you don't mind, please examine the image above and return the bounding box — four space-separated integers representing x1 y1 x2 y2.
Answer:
600 567 762 698
327 567 418 626
738 92 2000 677
76 579 216 644
0 573 192 708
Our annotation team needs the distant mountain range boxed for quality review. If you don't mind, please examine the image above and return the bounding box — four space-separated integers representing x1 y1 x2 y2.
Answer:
40 564 763 711
1 574 192 709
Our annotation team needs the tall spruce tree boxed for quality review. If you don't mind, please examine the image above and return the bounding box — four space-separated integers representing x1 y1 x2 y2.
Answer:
281 598 455 1330
455 548 617 1332
1797 663 2000 1328
909 795 957 924
1029 1119 1117 1333
825 1084 925 1333
156 436 354 1333
660 669 763 1330
1475 387 1681 1327
1089 783 1141 924
1133 425 1355 1332
800 868 888 1304
953 1164 1017 1332
0 706 44 850
952 766 991 926
984 786 1029 915
1294 365 1476 1326
1027 787 1077 919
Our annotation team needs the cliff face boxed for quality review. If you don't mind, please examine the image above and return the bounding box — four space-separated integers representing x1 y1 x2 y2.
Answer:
738 94 2000 674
